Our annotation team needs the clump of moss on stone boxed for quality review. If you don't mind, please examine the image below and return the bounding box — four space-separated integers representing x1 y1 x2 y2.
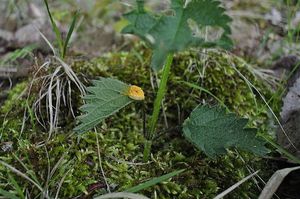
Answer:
71 44 273 198
0 44 274 198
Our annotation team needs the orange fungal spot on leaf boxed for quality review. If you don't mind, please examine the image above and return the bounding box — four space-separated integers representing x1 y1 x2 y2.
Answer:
127 85 145 101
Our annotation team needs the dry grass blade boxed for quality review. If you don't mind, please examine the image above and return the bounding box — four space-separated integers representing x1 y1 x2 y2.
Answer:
31 58 83 137
95 130 111 192
233 64 298 150
225 51 299 152
54 56 86 96
49 150 69 181
54 169 71 199
53 78 61 129
67 79 75 118
258 166 300 199
35 26 57 56
94 192 150 199
31 24 86 137
214 171 259 199
48 66 61 137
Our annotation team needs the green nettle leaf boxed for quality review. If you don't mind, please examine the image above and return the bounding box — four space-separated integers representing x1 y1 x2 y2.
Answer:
183 106 269 157
122 0 233 71
74 78 134 133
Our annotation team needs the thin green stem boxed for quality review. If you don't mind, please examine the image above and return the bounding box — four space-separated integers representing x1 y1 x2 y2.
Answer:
143 54 174 161
260 134 300 164
149 54 174 136
44 0 64 57
143 140 152 162
178 80 229 111
62 11 79 58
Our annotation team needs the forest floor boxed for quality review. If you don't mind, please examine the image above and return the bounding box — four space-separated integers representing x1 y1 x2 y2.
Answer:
1 0 300 198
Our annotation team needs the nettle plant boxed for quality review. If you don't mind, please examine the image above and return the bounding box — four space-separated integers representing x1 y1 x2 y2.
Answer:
75 0 269 160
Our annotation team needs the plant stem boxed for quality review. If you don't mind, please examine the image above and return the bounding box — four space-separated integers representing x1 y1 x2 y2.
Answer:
143 54 174 161
143 140 152 162
260 134 300 164
44 0 64 57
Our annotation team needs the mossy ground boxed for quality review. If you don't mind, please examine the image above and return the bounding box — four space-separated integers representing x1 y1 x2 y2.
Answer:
0 44 275 198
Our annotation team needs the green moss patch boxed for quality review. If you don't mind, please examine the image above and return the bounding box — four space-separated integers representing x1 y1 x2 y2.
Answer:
0 45 274 198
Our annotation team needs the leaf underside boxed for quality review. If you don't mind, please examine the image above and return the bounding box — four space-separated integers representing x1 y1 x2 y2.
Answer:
183 106 269 157
74 78 133 133
122 0 233 71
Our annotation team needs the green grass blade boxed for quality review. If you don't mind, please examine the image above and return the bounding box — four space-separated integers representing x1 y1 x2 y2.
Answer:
94 192 150 199
179 80 229 111
260 134 300 164
0 160 44 193
44 0 64 57
26 101 36 133
12 153 41 187
149 54 174 136
62 11 79 58
126 169 185 193
0 45 36 65
0 188 19 199
8 174 25 199
144 53 173 161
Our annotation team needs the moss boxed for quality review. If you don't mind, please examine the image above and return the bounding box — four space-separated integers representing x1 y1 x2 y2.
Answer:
0 44 274 198
1 82 27 113
71 45 273 198
0 82 28 142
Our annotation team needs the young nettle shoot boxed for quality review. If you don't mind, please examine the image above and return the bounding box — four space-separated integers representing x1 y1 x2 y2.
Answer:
75 0 269 161
122 0 234 160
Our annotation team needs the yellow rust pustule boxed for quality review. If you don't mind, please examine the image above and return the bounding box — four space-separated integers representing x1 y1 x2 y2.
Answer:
127 85 145 101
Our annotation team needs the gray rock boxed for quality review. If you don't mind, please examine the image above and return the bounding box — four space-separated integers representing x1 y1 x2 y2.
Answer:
275 56 300 158
277 109 300 158
280 78 300 123
14 20 43 47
